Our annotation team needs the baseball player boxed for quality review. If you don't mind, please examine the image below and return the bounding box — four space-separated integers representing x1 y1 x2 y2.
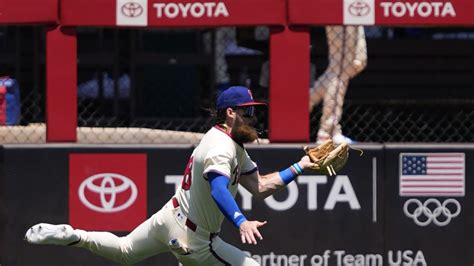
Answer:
309 26 367 144
25 86 317 265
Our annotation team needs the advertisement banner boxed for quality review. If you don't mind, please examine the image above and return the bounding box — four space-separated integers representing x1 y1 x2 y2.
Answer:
61 0 286 27
375 0 472 26
69 153 147 231
383 145 473 266
146 0 286 27
1 144 473 265
220 146 386 265
288 0 474 26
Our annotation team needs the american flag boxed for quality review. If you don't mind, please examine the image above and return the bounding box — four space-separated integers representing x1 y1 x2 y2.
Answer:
399 153 465 197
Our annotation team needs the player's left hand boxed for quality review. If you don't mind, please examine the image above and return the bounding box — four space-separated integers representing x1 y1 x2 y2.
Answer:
298 155 316 170
239 220 267 245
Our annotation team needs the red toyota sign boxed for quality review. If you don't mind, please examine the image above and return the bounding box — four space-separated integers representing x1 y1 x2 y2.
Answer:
60 0 286 27
375 0 472 25
288 0 474 26
69 153 147 231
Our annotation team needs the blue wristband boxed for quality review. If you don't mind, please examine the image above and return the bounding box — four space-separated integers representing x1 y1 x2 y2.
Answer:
292 163 303 175
279 167 295 184
279 163 302 185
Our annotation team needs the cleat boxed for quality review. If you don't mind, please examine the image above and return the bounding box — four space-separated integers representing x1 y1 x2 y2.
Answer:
24 223 80 246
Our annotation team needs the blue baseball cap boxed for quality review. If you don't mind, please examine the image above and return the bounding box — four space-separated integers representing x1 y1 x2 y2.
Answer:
216 86 266 110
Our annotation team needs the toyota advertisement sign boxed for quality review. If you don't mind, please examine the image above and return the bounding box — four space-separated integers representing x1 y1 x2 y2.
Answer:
289 0 474 26
69 153 147 231
1 145 473 265
111 0 286 27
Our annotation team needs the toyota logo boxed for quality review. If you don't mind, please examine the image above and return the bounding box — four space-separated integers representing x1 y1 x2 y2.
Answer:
78 173 138 213
121 2 144 18
403 198 461 227
348 1 371 17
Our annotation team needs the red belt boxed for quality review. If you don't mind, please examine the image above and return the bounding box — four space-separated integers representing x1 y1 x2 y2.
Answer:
171 197 219 239
172 197 198 232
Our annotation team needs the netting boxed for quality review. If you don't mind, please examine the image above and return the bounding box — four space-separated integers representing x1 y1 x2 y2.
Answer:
1 26 473 144
309 26 474 143
310 101 474 143
74 27 269 144
0 26 46 143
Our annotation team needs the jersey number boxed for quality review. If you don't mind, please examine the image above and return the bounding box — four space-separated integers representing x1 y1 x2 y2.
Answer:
181 156 193 190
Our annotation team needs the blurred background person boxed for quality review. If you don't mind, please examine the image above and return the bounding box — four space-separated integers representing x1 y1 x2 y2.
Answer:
309 25 367 144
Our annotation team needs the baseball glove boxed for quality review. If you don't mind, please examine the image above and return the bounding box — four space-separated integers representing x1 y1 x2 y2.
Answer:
304 140 350 176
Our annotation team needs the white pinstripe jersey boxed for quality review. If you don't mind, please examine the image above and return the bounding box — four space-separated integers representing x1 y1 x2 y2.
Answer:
174 126 257 233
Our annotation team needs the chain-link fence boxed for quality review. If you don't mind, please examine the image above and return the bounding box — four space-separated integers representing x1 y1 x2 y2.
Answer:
0 26 46 143
75 26 269 143
1 26 473 144
311 101 474 143
309 26 474 143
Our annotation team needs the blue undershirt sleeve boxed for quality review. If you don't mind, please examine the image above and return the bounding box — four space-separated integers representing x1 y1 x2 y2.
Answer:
207 172 247 228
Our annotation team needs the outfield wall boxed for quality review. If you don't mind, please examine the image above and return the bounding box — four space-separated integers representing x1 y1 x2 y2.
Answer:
0 144 472 265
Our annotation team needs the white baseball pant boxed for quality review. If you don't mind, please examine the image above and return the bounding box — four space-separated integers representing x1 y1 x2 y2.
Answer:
74 199 258 265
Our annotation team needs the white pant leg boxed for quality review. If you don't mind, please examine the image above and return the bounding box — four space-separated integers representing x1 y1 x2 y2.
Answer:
75 211 169 265
161 202 257 266
174 236 258 266
208 237 258 266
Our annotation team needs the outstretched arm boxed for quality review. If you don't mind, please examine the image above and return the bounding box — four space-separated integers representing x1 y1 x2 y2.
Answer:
239 155 314 199
208 172 267 245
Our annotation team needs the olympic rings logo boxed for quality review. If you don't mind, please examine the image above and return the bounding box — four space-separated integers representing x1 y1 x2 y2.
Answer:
403 198 461 227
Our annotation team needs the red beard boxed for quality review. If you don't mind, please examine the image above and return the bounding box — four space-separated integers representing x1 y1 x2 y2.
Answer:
232 124 258 144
